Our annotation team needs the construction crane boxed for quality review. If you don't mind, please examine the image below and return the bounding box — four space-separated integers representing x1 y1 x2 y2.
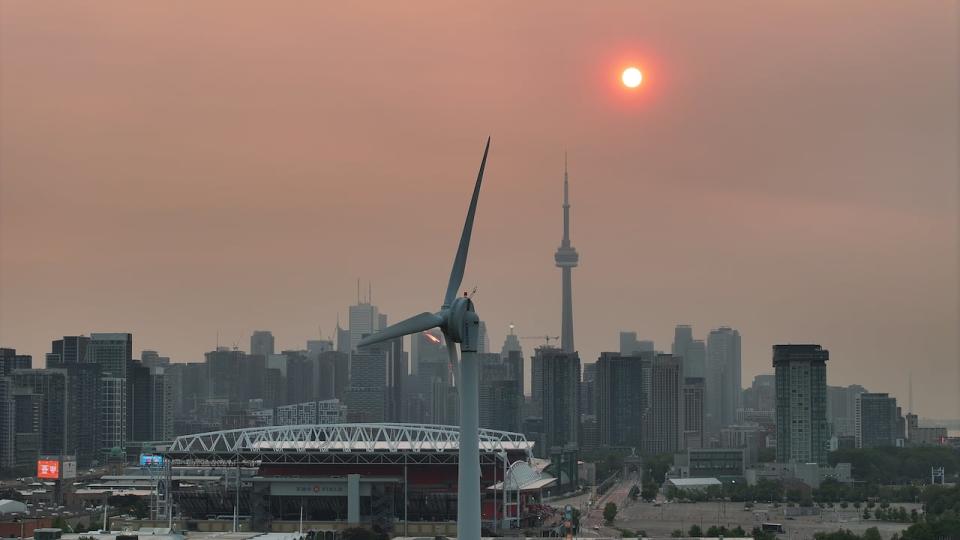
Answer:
520 335 560 347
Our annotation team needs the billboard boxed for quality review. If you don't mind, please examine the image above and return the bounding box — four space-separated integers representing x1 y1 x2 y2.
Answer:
37 460 60 479
139 454 164 467
61 458 77 479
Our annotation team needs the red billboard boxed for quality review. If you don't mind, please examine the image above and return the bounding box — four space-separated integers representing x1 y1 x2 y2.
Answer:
37 460 60 479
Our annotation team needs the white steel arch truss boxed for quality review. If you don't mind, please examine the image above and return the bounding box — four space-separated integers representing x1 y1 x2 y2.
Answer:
165 423 533 462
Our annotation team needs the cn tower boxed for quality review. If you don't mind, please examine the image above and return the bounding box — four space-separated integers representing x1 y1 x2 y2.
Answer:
554 155 579 353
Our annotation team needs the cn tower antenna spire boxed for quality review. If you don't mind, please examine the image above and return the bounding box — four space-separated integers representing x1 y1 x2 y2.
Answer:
555 152 579 353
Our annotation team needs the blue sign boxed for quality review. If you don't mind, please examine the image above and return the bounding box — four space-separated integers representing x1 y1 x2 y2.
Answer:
140 454 164 467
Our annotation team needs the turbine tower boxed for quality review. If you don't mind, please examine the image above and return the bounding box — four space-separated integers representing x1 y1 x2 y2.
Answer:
357 137 490 540
555 154 579 353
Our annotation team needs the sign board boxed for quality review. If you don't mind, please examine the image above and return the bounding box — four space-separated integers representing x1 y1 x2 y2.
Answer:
61 459 77 479
270 481 370 497
139 454 164 467
37 460 60 479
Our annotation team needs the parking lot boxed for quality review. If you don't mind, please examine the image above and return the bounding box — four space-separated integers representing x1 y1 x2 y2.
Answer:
612 500 919 538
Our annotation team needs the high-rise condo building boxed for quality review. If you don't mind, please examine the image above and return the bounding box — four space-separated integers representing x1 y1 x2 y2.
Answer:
774 344 829 464
87 333 132 455
855 393 900 449
595 352 645 448
642 354 684 455
538 347 580 454
706 327 742 437
250 330 276 357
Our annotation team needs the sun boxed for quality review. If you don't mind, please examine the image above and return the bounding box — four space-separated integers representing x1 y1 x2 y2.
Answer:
621 67 643 88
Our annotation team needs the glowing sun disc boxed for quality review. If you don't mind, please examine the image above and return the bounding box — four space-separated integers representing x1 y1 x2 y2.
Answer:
622 67 643 88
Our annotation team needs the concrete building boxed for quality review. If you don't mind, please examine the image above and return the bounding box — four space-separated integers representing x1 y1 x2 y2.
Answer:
274 399 346 425
538 347 580 454
11 369 69 457
500 325 523 360
706 327 741 437
479 354 522 433
674 448 746 481
250 330 276 358
0 349 32 376
827 384 868 437
0 377 13 469
682 377 705 449
48 336 90 365
643 354 684 455
87 333 133 455
595 352 645 448
346 350 387 422
348 301 380 353
619 331 654 355
855 392 900 448
774 344 829 465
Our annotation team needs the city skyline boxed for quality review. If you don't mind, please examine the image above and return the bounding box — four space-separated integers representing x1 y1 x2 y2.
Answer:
1 2 957 419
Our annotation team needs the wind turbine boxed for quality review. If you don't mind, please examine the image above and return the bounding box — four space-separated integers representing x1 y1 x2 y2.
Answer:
357 136 490 540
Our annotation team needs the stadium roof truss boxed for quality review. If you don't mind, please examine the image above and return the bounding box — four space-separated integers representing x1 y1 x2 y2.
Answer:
164 423 533 466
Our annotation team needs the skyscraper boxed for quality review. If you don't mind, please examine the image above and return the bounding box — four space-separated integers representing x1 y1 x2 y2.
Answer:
47 339 101 465
87 333 132 455
554 157 579 353
538 347 580 453
250 330 276 357
672 325 693 359
774 344 829 465
346 350 387 422
642 354 684 455
827 384 868 437
0 348 32 375
349 300 380 352
619 332 654 355
706 327 741 436
856 393 900 449
595 352 645 448
500 324 522 360
0 378 14 470
682 377 706 449
49 336 90 365
479 354 521 432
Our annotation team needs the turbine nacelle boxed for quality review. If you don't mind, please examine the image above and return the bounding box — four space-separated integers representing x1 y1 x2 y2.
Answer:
446 296 479 351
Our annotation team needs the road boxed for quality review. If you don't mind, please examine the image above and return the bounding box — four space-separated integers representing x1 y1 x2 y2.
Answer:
549 471 640 537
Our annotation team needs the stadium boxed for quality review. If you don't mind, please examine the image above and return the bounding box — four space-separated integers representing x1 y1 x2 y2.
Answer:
152 423 556 536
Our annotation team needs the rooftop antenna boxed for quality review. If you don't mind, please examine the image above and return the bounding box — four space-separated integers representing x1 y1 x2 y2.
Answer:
908 371 913 414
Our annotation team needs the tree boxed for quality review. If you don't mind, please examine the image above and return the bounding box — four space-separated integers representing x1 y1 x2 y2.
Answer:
629 485 640 501
731 525 746 536
862 527 882 540
751 527 777 540
603 502 617 524
670 530 683 538
687 524 702 537
341 528 381 540
863 509 871 520
641 482 659 502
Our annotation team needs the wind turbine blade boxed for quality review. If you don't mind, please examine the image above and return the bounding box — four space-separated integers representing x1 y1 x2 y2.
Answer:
357 312 444 348
443 136 490 307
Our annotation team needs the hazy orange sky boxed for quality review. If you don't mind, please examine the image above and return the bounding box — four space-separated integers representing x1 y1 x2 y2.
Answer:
1 2 957 417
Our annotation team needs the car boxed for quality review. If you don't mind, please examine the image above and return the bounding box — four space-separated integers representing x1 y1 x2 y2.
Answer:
593 525 600 531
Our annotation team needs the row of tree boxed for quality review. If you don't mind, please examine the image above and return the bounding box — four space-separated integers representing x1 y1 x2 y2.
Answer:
829 447 960 484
